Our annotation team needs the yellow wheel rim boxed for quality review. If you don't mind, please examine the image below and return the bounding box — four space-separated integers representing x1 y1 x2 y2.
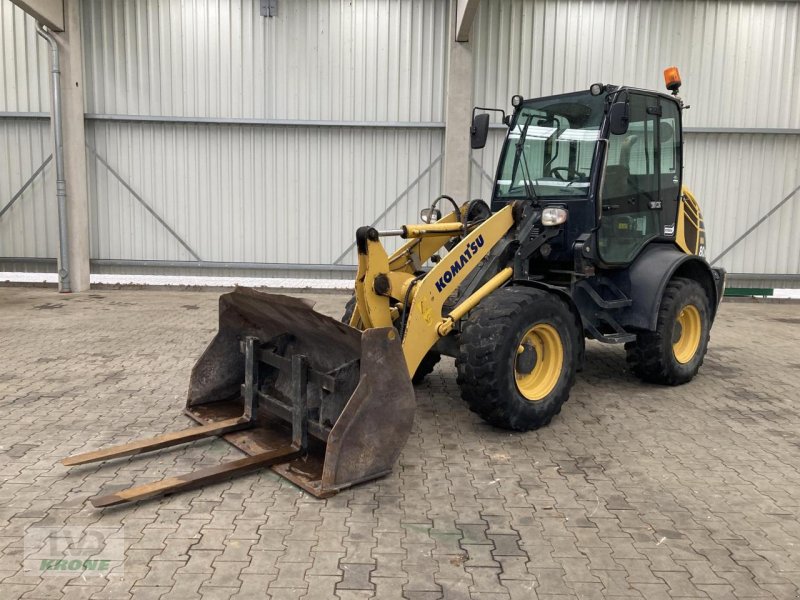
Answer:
672 304 701 364
514 324 564 402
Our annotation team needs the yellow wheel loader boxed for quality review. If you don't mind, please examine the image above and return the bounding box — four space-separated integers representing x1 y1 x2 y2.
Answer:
64 68 724 507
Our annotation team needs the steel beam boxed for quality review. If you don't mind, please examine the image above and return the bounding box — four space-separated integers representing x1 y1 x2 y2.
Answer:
0 155 52 221
9 0 64 31
0 257 358 271
455 0 480 42
332 154 444 264
7 112 800 136
86 145 202 262
711 182 800 265
85 114 445 129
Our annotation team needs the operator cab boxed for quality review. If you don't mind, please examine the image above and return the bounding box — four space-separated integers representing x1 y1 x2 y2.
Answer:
472 78 685 271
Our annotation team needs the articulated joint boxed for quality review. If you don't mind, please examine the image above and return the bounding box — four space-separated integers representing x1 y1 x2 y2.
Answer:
437 317 457 337
373 273 390 296
355 226 380 254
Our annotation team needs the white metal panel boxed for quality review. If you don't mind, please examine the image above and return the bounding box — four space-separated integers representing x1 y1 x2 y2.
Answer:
684 132 800 277
86 120 443 266
4 0 799 287
0 1 49 112
81 0 448 122
471 0 800 286
470 129 800 282
472 0 800 129
0 4 55 259
0 117 57 257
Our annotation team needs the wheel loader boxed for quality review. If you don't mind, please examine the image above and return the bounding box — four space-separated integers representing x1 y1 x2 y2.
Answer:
64 67 724 507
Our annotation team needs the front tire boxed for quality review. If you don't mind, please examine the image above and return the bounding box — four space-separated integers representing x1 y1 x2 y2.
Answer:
456 287 580 431
410 350 442 385
341 295 358 327
625 277 711 385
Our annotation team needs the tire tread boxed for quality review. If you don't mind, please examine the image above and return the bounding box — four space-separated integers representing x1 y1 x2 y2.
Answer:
625 277 709 385
456 287 579 431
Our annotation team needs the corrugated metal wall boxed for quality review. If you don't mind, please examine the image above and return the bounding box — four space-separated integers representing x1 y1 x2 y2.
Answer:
2 0 800 285
471 0 800 128
469 0 800 285
1 0 448 275
0 1 48 112
86 121 443 265
0 1 56 260
0 118 57 257
80 0 448 271
82 0 446 122
685 133 800 279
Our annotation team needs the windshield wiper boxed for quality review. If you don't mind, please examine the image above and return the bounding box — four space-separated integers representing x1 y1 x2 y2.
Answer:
509 115 540 204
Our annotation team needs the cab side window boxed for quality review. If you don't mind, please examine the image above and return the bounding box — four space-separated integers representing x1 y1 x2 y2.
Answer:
659 99 682 226
598 93 662 264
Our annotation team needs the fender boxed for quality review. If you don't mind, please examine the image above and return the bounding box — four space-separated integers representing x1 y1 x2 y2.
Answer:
511 279 586 369
606 243 725 332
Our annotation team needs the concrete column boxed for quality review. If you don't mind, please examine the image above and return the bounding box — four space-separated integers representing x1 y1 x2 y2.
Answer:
442 0 477 203
442 0 478 204
56 0 90 292
16 0 89 291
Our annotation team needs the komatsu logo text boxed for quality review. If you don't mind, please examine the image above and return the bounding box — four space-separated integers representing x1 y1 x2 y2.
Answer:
434 235 485 293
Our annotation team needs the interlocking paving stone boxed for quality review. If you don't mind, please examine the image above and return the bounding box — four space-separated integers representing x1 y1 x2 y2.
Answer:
1 288 799 599
301 574 340 599
270 561 312 589
197 586 237 600
335 562 375 591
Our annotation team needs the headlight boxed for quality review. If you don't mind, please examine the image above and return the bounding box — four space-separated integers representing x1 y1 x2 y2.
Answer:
541 207 568 226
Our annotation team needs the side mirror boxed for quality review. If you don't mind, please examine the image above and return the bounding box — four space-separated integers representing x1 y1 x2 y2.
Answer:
470 113 490 149
608 101 629 135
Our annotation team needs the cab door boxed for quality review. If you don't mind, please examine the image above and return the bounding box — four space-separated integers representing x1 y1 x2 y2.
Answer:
597 93 681 265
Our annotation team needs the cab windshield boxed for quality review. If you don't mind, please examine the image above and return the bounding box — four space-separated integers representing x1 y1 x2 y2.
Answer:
496 91 607 199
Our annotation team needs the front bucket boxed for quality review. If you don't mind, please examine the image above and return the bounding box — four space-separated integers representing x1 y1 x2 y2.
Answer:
185 287 415 497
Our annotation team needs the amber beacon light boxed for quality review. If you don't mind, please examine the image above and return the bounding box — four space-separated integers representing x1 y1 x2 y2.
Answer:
664 66 682 94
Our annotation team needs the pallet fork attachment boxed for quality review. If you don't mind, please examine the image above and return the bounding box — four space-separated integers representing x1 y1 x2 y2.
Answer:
63 289 415 507
64 204 518 507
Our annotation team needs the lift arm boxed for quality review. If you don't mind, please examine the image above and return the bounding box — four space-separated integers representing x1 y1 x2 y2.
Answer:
352 203 516 375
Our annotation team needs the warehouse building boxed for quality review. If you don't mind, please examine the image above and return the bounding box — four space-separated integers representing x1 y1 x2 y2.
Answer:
1 0 798 292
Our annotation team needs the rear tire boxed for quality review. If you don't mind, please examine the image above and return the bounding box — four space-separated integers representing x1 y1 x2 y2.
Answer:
625 277 710 385
341 294 440 384
456 287 580 431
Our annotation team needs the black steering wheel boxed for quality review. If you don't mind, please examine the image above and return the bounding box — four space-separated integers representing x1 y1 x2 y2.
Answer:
550 166 570 181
